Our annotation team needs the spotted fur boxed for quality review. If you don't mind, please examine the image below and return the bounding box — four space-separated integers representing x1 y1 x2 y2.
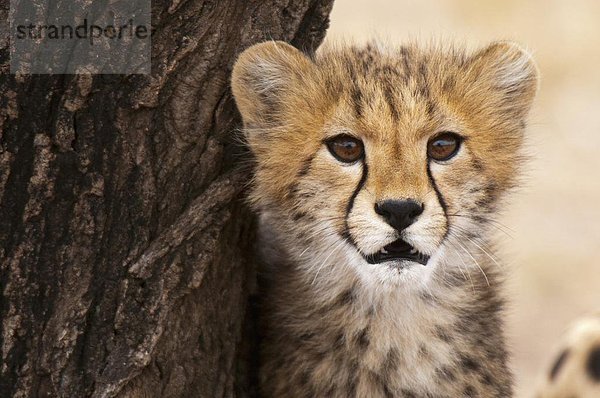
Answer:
536 314 600 398
231 40 538 397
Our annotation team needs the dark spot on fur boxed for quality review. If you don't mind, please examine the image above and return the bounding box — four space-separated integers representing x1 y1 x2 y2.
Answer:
380 379 394 398
419 344 430 359
324 79 344 98
457 313 480 335
383 386 394 398
472 157 484 171
467 184 481 193
334 332 346 350
472 214 489 225
286 182 298 199
299 332 315 341
400 47 411 75
484 181 499 197
366 369 394 398
480 371 493 385
345 61 364 118
383 85 400 121
435 326 453 343
382 348 400 375
475 195 492 209
367 306 375 317
420 291 440 305
443 76 456 91
351 86 364 118
417 82 431 103
463 385 478 397
401 389 416 398
435 366 456 381
296 153 315 177
355 327 370 348
425 99 436 116
346 359 358 395
296 191 316 199
359 47 375 71
336 288 356 307
292 211 307 221
586 345 600 382
460 354 480 372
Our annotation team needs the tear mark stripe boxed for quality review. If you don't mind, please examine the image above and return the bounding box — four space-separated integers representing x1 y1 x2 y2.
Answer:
426 159 450 240
342 161 369 248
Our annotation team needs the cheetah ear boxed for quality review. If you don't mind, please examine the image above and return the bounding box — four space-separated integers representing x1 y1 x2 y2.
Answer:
467 41 539 119
231 41 314 129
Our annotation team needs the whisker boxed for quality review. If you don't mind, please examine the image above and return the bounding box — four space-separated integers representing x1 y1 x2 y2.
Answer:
310 239 346 285
444 240 475 292
454 239 490 287
447 224 504 273
465 238 503 272
447 213 514 239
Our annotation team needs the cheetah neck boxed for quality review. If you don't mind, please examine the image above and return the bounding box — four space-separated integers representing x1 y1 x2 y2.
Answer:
258 227 511 397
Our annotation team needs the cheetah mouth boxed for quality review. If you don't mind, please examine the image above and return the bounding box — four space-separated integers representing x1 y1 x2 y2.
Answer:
365 238 430 266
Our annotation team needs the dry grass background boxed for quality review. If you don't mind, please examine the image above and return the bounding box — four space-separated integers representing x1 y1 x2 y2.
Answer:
327 0 600 396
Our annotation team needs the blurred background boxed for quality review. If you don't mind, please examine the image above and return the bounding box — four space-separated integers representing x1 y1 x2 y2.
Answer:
327 0 600 396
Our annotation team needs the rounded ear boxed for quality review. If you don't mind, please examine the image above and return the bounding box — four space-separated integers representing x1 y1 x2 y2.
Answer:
467 41 539 119
231 41 314 128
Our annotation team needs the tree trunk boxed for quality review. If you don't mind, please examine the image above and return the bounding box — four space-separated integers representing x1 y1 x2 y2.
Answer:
0 1 334 396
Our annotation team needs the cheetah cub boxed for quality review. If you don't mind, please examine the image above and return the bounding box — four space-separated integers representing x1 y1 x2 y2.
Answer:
231 40 538 397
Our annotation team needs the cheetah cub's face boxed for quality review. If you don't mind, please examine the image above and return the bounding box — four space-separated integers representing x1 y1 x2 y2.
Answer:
232 41 537 284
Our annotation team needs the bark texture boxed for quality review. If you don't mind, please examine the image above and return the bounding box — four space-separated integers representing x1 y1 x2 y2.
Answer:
0 1 334 396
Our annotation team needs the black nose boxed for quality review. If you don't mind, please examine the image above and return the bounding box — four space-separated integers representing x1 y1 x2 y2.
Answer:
375 199 424 231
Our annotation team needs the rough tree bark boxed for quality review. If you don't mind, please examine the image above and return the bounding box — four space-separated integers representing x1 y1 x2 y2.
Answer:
0 1 334 397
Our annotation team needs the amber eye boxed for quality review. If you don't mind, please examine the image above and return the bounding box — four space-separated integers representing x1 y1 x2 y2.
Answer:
427 132 462 161
326 135 364 163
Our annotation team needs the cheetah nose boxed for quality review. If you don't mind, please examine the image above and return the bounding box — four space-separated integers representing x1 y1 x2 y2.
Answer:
374 199 424 231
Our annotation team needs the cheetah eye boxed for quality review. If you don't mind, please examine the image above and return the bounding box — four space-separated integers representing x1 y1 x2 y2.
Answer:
326 135 364 163
427 132 462 162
